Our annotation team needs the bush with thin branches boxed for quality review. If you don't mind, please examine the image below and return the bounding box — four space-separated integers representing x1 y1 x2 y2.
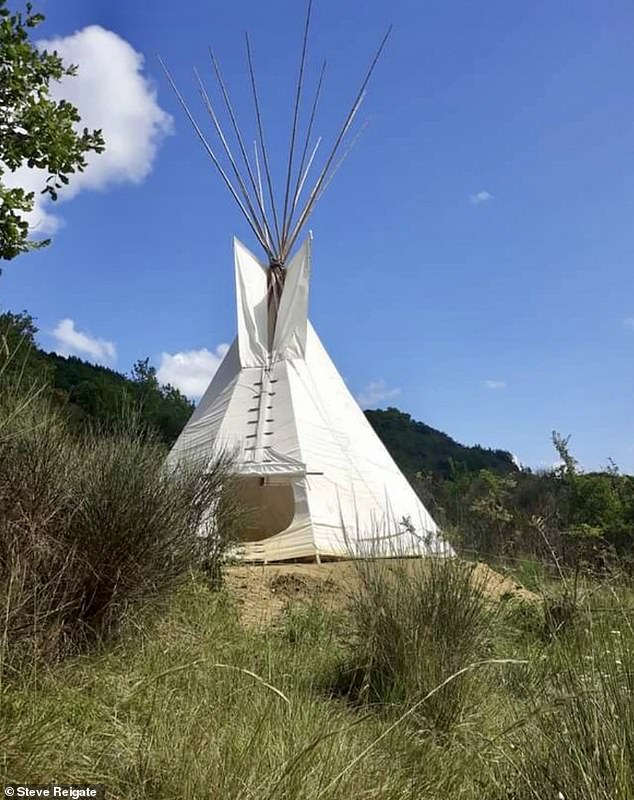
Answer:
0 365 242 672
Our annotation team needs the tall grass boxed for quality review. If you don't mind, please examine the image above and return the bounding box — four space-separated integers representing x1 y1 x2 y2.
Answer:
0 578 514 800
340 557 500 734
0 582 401 798
2 558 634 798
503 588 634 800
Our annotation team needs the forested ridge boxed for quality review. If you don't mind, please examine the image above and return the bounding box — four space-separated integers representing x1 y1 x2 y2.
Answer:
365 407 516 479
2 310 515 473
2 311 193 444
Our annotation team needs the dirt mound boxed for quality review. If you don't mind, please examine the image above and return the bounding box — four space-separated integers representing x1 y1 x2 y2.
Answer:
225 563 346 627
269 572 336 598
471 561 535 603
225 559 537 627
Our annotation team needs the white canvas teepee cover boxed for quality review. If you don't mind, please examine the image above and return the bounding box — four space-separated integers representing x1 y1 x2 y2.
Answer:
167 237 451 561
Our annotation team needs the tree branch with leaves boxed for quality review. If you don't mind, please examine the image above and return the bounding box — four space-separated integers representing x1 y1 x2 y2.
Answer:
0 0 105 260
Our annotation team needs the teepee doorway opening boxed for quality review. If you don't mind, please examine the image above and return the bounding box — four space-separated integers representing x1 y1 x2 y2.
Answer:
236 476 296 542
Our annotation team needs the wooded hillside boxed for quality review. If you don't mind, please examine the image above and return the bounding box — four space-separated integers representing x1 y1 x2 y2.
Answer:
2 311 514 475
2 311 193 445
365 407 516 479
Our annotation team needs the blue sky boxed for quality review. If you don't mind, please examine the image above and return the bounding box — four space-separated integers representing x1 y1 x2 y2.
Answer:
2 0 634 473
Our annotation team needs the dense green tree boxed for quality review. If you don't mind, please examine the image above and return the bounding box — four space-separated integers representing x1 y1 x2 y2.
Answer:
129 358 193 444
0 308 50 385
0 0 105 260
415 431 634 570
550 431 630 565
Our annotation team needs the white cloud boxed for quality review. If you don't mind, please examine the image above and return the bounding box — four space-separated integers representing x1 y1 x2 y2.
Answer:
3 25 173 234
484 379 506 390
52 318 116 364
470 190 492 205
157 345 230 399
357 379 401 409
623 317 634 330
536 459 565 473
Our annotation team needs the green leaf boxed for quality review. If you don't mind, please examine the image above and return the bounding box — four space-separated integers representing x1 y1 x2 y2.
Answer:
0 0 105 261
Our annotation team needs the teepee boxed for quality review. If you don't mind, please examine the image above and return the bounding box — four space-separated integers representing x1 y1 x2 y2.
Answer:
163 5 451 561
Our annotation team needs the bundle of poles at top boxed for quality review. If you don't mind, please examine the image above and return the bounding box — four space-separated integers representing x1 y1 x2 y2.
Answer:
160 2 391 268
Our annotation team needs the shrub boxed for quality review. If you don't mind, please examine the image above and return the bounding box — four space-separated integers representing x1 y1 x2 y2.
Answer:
342 556 498 733
0 373 240 672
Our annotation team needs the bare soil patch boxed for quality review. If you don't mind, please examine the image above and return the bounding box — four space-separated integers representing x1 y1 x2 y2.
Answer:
225 559 537 627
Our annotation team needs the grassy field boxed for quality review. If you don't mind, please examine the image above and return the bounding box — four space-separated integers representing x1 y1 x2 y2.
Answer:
2 557 634 800
4 318 634 797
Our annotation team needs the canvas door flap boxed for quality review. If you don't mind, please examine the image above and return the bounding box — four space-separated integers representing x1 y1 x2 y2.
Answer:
237 446 306 477
272 235 311 360
234 238 269 366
